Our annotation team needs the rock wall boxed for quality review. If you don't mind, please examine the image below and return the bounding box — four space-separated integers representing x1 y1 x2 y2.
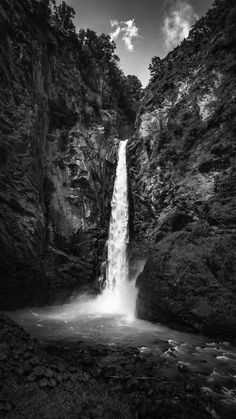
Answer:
128 0 236 337
0 0 134 308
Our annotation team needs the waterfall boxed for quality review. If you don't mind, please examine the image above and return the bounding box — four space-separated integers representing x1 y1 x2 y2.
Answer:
106 139 129 292
89 138 137 320
39 139 137 321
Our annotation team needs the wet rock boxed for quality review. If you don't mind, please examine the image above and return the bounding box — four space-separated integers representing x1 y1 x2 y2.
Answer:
69 366 77 373
203 347 223 357
23 351 32 360
23 361 33 374
83 356 94 367
193 364 213 376
55 373 63 382
147 387 154 396
48 378 57 387
185 383 195 392
27 373 36 382
93 367 101 378
44 368 54 378
39 378 48 387
30 356 41 366
4 402 12 412
126 379 139 392
178 363 189 373
33 366 45 376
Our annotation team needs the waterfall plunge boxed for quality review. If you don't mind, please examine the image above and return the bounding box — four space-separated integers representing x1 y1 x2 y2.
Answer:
98 139 137 319
38 140 137 322
73 139 137 320
106 139 129 290
80 139 137 320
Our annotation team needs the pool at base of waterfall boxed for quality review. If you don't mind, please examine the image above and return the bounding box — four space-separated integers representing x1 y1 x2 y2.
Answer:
7 305 206 347
4 305 236 419
6 299 236 395
6 295 236 418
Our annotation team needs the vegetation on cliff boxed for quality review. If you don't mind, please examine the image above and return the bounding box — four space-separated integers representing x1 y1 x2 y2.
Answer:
148 0 236 85
0 0 141 308
128 0 236 336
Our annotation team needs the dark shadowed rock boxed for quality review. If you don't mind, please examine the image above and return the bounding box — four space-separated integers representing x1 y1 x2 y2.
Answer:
0 0 136 309
128 0 236 338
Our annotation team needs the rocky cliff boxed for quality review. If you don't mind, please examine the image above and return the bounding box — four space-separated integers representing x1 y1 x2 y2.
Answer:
128 0 236 337
0 0 136 309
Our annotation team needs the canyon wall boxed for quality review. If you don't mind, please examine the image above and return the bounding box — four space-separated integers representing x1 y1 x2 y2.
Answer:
0 0 135 308
128 0 236 337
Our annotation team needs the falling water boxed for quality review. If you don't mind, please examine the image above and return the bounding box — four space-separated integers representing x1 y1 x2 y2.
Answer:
36 139 137 320
106 140 129 289
8 140 138 330
99 139 137 318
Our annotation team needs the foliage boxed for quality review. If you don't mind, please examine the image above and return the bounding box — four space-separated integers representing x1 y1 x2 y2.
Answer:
50 0 76 36
127 75 142 101
147 0 235 83
75 28 141 119
77 29 119 70
24 0 141 122
148 56 163 78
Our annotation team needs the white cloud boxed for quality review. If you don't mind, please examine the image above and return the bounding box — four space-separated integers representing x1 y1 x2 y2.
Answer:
110 25 121 41
110 20 119 27
110 19 139 52
162 1 198 51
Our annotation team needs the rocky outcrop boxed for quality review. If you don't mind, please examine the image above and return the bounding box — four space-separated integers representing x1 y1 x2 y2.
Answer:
0 0 135 308
128 0 236 336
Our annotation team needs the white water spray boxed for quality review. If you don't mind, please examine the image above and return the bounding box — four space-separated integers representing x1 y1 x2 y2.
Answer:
98 139 137 318
107 140 129 290
36 140 137 322
74 139 137 319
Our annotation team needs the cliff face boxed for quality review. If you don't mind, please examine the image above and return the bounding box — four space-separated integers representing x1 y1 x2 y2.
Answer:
128 0 236 336
0 0 134 308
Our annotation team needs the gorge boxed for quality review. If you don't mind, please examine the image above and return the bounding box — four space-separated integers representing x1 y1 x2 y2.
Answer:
0 0 236 418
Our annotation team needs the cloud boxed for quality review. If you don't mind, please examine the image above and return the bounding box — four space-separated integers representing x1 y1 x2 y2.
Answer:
162 1 198 51
110 25 121 41
110 20 119 28
110 19 139 52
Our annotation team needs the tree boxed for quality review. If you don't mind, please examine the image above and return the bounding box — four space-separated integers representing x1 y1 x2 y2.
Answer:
148 56 163 78
31 0 54 23
51 1 76 36
226 6 236 33
98 34 117 60
127 75 142 101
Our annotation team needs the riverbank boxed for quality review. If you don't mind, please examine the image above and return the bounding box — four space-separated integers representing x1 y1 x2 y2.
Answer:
1 313 236 418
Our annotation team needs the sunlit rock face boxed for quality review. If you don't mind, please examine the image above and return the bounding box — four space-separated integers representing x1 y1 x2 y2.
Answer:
0 1 133 308
128 0 236 336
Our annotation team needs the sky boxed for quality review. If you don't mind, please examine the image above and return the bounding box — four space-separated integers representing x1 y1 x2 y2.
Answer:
64 0 213 86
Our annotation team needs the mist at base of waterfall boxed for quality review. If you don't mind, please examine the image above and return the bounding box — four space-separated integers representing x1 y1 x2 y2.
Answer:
6 255 147 346
38 277 138 323
7 300 207 348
